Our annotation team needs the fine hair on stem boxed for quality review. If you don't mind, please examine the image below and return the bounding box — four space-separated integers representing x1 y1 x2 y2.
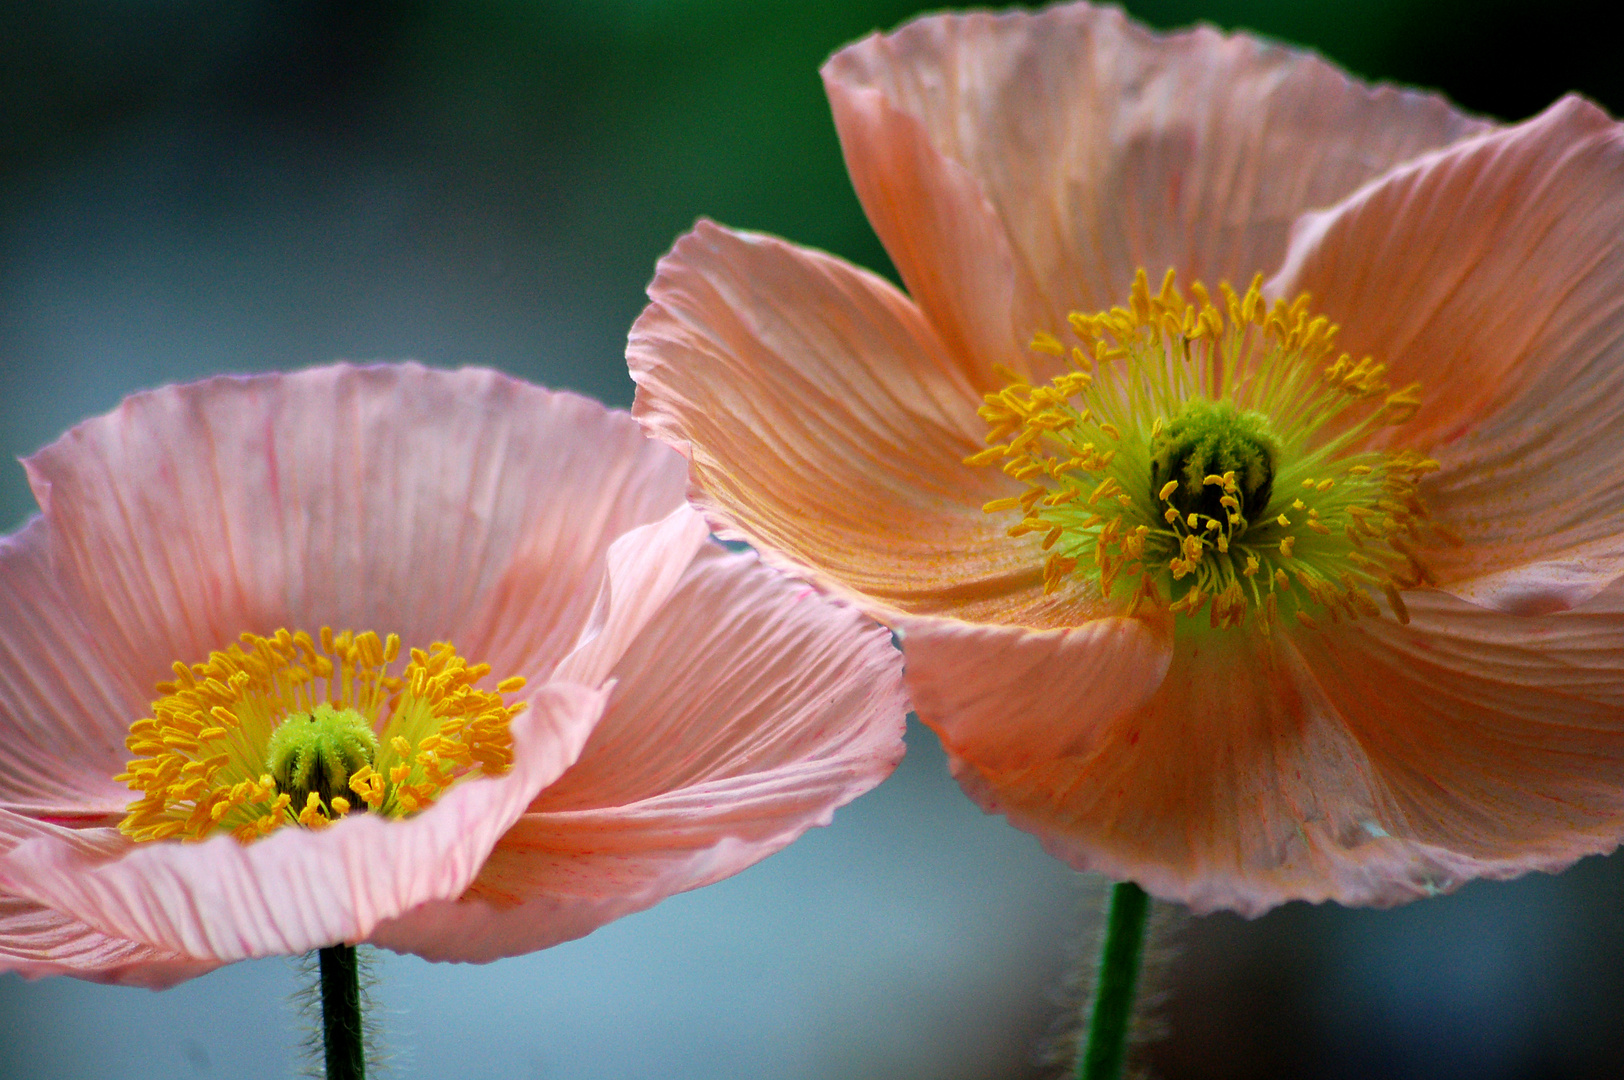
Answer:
1038 876 1187 1079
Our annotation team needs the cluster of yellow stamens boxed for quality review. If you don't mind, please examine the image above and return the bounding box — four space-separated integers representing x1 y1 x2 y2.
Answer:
970 268 1453 632
116 628 527 844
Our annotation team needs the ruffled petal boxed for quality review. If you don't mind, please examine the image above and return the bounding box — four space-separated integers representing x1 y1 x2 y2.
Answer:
0 806 211 986
901 611 1173 769
824 80 1022 378
370 548 907 962
549 506 711 686
824 3 1489 357
944 581 1624 914
1296 580 1624 872
24 365 687 692
1272 96 1624 611
0 519 143 816
631 220 1098 628
0 685 606 962
0 895 212 988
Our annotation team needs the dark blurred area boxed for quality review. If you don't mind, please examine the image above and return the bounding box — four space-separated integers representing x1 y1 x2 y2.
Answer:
2 2 1622 1078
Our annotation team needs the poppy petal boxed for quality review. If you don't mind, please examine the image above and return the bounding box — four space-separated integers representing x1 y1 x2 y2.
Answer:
825 4 1489 354
944 579 1624 915
0 894 212 988
632 220 1105 628
0 519 143 816
1272 96 1624 611
370 548 907 961
0 685 606 962
24 365 688 692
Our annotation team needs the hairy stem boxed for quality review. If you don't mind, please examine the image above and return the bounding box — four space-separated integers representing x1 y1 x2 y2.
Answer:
1077 881 1151 1080
318 944 366 1080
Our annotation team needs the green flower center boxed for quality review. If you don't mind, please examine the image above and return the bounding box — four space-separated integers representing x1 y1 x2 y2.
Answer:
1149 399 1278 524
969 268 1446 632
115 628 529 844
266 703 381 811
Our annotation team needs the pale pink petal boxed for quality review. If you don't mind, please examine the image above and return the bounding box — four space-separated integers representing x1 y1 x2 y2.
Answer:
25 365 687 695
0 806 208 985
824 4 1490 358
631 220 1099 628
0 519 143 817
1272 97 1624 611
0 685 606 962
0 895 212 988
549 505 711 686
942 580 1624 915
370 548 907 961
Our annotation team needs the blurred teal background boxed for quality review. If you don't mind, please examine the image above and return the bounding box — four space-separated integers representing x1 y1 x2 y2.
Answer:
2 2 1622 1078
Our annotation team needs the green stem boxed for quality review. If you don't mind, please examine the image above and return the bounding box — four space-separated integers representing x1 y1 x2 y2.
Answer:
1077 881 1151 1080
318 944 365 1080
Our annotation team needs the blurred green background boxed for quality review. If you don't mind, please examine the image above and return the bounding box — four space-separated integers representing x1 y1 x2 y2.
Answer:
2 2 1621 1078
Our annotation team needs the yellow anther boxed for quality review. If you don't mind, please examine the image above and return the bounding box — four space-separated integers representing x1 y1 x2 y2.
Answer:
1383 582 1411 624
116 626 525 845
967 265 1428 632
963 446 1007 467
1030 331 1066 356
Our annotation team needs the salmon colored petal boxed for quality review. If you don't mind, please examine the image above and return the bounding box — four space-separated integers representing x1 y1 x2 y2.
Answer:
1294 580 1624 865
1272 97 1624 611
369 548 907 962
824 3 1489 354
0 685 606 962
631 220 1099 628
24 365 687 694
945 579 1624 915
824 80 1022 378
902 611 1173 770
0 519 142 817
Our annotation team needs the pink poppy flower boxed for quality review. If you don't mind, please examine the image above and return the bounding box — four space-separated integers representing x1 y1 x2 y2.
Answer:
629 2 1624 914
0 363 906 986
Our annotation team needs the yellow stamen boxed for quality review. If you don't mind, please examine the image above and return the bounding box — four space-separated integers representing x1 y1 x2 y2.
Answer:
117 627 527 844
967 267 1438 630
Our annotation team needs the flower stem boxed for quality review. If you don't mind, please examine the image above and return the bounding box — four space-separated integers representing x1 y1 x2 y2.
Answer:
318 944 366 1080
1077 881 1151 1080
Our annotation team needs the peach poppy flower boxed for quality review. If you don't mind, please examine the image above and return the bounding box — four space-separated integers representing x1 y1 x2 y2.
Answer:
0 363 906 986
629 2 1624 913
